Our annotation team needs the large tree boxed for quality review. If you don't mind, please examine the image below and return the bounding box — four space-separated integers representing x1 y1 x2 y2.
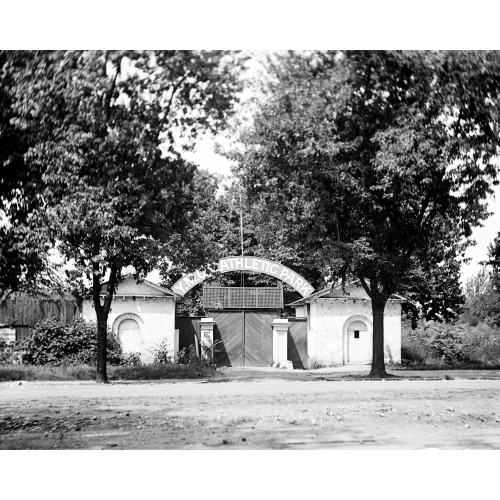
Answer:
0 52 59 303
402 255 465 327
8 50 243 382
234 50 500 377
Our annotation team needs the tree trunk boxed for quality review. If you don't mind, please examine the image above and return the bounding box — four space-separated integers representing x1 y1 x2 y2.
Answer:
96 314 108 383
92 262 118 384
369 298 388 378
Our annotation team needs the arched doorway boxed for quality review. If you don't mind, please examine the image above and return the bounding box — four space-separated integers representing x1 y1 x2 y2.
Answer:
345 317 372 364
117 317 144 354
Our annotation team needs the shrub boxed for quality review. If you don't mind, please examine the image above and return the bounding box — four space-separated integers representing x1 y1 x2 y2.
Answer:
428 324 471 362
461 331 500 366
201 339 223 365
177 344 198 365
0 338 17 364
401 320 500 367
17 317 122 366
119 352 142 366
401 331 434 364
462 291 500 327
153 339 172 365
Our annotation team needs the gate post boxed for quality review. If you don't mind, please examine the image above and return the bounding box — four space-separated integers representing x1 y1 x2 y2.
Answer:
199 318 215 363
272 319 290 368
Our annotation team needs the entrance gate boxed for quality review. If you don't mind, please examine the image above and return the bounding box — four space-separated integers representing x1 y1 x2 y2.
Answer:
212 310 277 367
173 256 315 369
175 313 309 368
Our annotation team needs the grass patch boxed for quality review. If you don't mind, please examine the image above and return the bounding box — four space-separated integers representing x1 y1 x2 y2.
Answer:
108 363 215 380
0 363 216 382
0 364 96 381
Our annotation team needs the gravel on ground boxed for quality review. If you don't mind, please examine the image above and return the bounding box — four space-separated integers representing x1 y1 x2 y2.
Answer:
2 372 500 449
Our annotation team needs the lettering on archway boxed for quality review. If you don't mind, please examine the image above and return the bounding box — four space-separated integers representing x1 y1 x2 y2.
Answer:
171 256 314 298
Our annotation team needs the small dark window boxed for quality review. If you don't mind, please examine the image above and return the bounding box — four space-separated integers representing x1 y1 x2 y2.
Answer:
354 331 360 339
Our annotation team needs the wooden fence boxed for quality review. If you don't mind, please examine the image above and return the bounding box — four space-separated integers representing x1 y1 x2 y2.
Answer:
0 295 76 340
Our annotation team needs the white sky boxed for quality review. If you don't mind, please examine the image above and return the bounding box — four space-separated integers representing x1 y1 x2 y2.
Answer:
183 137 234 178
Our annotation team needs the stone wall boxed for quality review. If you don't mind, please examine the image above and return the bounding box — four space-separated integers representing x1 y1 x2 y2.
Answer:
307 298 401 367
82 297 176 364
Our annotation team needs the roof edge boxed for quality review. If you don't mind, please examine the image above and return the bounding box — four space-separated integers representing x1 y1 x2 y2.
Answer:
287 280 407 306
98 274 176 298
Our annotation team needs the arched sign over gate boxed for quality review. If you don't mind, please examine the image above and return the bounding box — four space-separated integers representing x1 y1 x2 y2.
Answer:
171 256 314 298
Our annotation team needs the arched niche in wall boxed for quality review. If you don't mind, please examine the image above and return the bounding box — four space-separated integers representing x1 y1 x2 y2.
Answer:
113 313 145 354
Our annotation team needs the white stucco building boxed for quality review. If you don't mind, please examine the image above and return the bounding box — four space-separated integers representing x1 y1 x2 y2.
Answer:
289 282 403 367
82 275 177 364
81 271 403 369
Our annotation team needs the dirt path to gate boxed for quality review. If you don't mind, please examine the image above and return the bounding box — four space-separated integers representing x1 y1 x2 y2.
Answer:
2 375 500 449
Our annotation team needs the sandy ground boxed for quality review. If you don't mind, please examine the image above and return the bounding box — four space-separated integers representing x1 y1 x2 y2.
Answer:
2 368 500 449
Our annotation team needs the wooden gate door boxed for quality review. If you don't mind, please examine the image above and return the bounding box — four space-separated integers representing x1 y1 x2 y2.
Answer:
211 310 276 367
287 317 308 369
244 311 275 367
212 311 244 366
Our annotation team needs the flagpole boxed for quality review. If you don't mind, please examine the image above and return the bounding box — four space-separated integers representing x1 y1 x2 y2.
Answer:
240 190 244 288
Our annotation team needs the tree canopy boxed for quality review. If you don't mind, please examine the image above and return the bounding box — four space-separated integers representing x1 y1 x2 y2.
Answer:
234 50 500 376
5 50 244 381
0 51 59 302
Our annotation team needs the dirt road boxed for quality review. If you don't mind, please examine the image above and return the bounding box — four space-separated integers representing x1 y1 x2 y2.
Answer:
1 375 500 449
